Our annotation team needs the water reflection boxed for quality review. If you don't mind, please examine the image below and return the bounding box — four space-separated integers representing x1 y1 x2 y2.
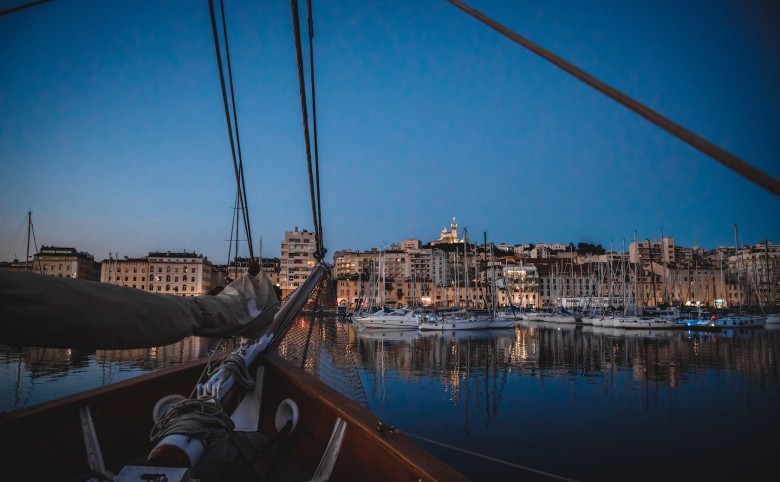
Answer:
0 336 241 412
353 321 780 421
351 322 779 481
3 320 777 481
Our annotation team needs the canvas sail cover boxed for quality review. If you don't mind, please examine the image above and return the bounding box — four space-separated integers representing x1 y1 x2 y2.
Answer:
0 270 279 349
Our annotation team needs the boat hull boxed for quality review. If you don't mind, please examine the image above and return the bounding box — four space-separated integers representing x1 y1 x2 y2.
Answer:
0 351 467 482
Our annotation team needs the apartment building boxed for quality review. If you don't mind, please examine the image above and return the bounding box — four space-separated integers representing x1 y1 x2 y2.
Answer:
100 256 149 290
280 227 317 299
147 251 213 296
33 246 100 280
222 256 281 287
725 241 780 308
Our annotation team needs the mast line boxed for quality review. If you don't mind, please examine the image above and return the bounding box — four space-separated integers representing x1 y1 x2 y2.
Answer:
447 0 780 198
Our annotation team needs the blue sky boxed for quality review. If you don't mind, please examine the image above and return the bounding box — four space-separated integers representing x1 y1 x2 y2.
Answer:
1 0 778 263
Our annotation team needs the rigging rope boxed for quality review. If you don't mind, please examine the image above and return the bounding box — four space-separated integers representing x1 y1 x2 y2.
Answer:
447 0 780 198
405 430 580 482
208 0 259 273
306 0 325 261
189 337 225 399
291 0 326 261
0 0 52 16
306 0 325 259
218 0 257 272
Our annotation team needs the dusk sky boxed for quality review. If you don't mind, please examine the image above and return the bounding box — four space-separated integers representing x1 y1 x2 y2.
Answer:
1 0 778 264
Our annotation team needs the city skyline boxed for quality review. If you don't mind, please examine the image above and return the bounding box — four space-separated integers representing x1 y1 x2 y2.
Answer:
2 1 779 265
2 219 773 266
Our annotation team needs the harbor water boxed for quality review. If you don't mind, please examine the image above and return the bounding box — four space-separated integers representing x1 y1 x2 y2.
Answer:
2 320 779 481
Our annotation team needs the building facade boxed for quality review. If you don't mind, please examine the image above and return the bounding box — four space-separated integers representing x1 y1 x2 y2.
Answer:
147 251 213 296
33 246 100 281
280 227 317 299
221 256 281 288
100 256 149 290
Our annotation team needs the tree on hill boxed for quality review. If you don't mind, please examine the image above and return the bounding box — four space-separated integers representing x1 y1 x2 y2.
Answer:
576 242 606 255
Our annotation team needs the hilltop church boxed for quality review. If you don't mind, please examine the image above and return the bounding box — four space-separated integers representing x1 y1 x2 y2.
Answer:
430 217 465 246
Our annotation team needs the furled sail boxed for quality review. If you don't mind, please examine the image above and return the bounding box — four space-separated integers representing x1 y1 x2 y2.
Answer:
0 270 278 349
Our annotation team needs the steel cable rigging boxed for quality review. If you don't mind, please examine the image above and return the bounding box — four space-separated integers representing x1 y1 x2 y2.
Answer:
291 0 326 262
0 0 52 16
208 0 260 274
447 0 780 198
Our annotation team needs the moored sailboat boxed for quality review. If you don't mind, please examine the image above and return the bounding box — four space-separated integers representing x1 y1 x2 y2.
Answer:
353 306 422 329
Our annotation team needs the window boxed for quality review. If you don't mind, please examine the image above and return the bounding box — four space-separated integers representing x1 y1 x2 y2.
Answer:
166 275 170 282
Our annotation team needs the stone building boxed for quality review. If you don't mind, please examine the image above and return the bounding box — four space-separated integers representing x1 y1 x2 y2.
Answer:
33 246 100 281
100 255 149 290
221 256 281 288
147 251 213 296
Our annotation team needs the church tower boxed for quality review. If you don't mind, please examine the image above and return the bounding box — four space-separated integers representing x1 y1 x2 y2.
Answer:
431 216 463 246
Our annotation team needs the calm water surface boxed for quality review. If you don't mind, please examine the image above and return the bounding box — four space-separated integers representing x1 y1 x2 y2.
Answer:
2 321 779 482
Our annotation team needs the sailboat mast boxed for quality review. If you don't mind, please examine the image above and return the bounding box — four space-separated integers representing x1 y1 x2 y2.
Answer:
454 246 460 308
608 240 613 310
633 229 639 314
720 251 725 308
25 211 32 272
381 249 386 308
621 237 627 317
660 227 669 305
483 231 488 310
648 238 657 307
734 224 743 313
490 242 496 314
464 228 471 310
766 240 773 309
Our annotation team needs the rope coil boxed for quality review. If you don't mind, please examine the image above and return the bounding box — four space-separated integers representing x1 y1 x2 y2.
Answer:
207 352 256 390
150 398 235 447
